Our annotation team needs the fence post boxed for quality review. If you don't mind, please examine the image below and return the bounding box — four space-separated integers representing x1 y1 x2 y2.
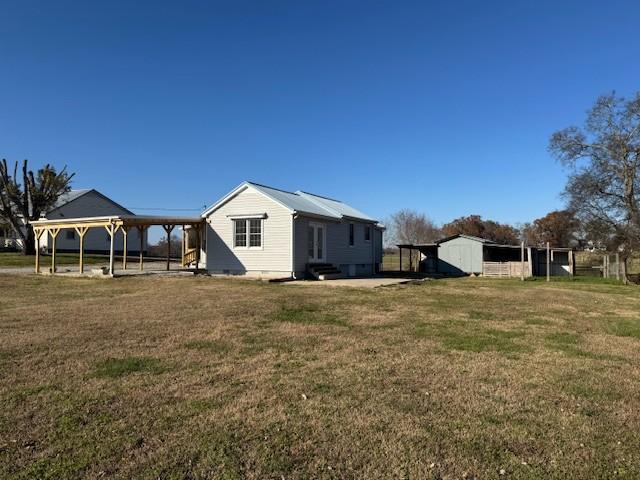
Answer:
520 241 525 281
546 242 550 282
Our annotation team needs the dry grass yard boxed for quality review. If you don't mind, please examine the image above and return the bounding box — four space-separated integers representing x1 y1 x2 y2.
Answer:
1 275 640 479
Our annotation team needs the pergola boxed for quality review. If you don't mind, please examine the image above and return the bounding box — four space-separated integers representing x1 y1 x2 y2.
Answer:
30 215 206 276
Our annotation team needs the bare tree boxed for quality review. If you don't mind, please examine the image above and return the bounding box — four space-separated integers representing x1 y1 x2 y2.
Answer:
0 159 74 255
549 92 640 276
148 234 182 258
386 209 441 246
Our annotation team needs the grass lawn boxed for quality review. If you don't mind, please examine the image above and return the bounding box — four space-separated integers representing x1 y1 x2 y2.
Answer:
0 252 109 268
1 275 639 478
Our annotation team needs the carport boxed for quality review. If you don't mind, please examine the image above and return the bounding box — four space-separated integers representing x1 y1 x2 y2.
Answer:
30 215 205 276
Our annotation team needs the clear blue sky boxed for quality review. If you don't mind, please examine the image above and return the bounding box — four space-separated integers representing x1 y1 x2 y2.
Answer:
1 1 639 230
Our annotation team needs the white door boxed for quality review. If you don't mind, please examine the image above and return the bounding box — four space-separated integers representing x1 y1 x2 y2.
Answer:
308 222 326 263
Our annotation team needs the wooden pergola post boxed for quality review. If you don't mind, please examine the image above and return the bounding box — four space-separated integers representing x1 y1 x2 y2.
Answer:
399 247 403 272
105 224 116 276
546 242 550 282
138 225 145 271
163 225 175 271
74 226 89 274
122 227 129 270
34 229 43 274
182 226 186 260
49 228 60 274
195 224 201 267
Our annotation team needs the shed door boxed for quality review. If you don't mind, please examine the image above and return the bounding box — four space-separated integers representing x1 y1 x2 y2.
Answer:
451 245 473 273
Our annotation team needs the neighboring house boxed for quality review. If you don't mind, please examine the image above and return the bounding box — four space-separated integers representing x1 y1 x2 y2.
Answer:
34 189 146 254
198 181 384 278
400 234 574 277
0 222 20 250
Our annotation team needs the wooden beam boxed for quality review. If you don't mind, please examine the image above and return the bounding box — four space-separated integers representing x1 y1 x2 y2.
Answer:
49 228 60 274
122 227 129 270
105 224 115 276
34 229 44 274
195 224 201 267
163 225 175 271
137 225 145 271
74 226 89 274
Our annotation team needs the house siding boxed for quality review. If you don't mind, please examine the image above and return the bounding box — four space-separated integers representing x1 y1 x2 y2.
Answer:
293 215 378 277
205 187 293 275
40 190 145 253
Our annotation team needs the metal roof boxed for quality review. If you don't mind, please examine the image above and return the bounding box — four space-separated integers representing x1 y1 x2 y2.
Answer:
296 191 376 221
48 189 134 215
435 234 498 245
202 181 379 223
49 189 91 211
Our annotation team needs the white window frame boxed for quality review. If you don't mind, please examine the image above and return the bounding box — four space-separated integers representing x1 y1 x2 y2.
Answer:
364 225 371 242
233 218 263 250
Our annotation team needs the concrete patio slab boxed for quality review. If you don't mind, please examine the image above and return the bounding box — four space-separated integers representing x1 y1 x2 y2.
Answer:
286 277 428 288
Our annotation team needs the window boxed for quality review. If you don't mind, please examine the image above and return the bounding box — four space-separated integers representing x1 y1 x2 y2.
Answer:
234 218 262 248
66 230 75 240
249 219 262 247
364 225 371 242
349 223 354 246
234 219 247 247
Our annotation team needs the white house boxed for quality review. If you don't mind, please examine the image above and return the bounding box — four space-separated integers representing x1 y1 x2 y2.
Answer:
1 189 146 254
198 182 384 279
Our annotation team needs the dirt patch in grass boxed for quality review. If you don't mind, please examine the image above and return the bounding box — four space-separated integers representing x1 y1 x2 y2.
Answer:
183 339 230 354
271 304 348 327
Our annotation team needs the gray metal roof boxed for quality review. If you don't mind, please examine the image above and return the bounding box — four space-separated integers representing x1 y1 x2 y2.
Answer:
296 191 376 221
204 181 379 223
249 183 339 219
50 189 91 211
435 234 498 245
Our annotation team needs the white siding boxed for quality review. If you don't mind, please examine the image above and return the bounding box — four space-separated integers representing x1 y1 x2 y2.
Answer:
205 187 293 274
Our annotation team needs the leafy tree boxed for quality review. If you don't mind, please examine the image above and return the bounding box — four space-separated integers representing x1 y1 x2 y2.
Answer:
442 214 520 244
0 159 74 255
549 92 640 267
520 210 581 247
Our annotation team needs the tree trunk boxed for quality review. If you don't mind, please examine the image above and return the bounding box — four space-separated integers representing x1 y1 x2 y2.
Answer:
22 224 36 256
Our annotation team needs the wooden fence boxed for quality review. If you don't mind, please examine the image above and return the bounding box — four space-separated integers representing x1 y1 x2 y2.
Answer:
482 261 529 278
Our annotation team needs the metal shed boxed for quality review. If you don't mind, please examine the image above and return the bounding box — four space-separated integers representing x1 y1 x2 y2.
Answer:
397 234 575 278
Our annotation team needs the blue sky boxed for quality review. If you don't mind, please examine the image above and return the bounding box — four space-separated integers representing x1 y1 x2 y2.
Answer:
1 0 639 232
